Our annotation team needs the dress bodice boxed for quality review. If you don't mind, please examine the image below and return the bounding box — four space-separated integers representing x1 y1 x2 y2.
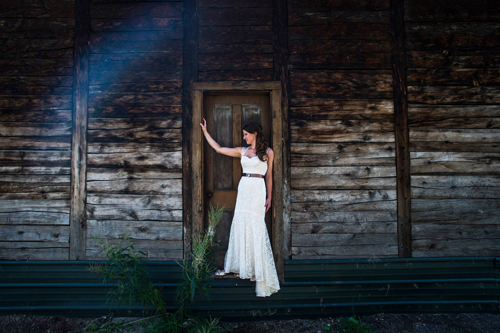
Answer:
241 147 268 176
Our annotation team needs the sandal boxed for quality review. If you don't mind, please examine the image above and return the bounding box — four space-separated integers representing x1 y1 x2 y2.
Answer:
215 269 226 276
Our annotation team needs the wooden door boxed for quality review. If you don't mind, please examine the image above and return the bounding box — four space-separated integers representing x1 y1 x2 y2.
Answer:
203 93 272 268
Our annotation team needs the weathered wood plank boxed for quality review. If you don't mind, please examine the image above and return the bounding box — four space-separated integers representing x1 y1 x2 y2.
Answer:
0 151 70 174
87 151 182 170
89 51 182 72
0 225 69 242
0 247 69 260
289 11 390 26
292 222 397 234
292 200 396 213
88 105 182 118
413 224 500 240
406 22 500 50
87 179 182 195
199 7 272 26
290 40 391 55
0 96 72 109
0 17 74 36
405 0 500 22
90 2 182 19
293 233 397 247
199 0 271 7
291 142 395 166
410 129 500 144
288 0 390 12
0 110 71 123
88 128 182 144
87 169 182 181
289 24 389 41
87 142 182 154
291 100 393 120
0 122 71 137
90 38 182 54
199 54 273 71
87 193 182 210
413 239 500 257
411 175 500 199
291 245 398 259
410 152 500 174
92 17 182 33
291 166 396 190
87 205 182 222
408 86 500 104
292 211 396 223
291 189 397 203
291 119 394 143
199 43 273 54
199 26 273 44
0 58 74 76
0 0 74 18
412 199 500 224
87 220 182 240
198 70 273 81
89 93 181 109
407 50 500 69
0 137 71 150
86 239 183 260
290 52 391 70
90 70 182 86
88 117 182 130
0 212 69 225
408 69 500 87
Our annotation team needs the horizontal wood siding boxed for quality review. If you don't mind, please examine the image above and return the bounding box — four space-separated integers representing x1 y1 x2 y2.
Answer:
0 1 74 260
288 0 398 259
86 0 183 260
406 0 500 257
198 0 274 81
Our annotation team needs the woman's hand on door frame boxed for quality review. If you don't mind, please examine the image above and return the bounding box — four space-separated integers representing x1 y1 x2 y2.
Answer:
265 196 272 213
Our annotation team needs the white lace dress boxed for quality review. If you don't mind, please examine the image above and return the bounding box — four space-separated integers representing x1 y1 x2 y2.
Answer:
223 147 280 297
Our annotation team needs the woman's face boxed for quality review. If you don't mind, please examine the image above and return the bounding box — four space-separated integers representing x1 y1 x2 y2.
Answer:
243 130 256 145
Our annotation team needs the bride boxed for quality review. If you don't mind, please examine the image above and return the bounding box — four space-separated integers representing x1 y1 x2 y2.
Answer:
200 119 280 297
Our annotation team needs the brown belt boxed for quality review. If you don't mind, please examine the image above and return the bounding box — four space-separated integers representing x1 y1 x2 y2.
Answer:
242 173 265 178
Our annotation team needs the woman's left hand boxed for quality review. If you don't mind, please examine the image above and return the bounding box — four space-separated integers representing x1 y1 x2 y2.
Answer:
265 197 272 213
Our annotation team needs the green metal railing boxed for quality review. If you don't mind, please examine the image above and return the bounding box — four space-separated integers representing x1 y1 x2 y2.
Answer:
1 257 498 318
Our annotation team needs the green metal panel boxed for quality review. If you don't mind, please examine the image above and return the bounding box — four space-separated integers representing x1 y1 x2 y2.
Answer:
0 258 498 319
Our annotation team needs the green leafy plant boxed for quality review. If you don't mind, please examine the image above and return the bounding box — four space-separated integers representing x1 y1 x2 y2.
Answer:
86 203 226 333
340 316 375 333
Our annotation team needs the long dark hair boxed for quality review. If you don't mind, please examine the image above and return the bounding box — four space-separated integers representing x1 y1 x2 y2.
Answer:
243 122 269 162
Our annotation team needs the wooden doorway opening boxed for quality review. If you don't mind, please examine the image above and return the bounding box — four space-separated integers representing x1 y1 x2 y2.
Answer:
189 82 284 281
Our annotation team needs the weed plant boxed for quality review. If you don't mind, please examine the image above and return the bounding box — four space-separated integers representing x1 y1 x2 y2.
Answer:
86 204 226 333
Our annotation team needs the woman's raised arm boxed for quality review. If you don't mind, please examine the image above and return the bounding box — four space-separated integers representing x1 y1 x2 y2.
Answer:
200 118 242 158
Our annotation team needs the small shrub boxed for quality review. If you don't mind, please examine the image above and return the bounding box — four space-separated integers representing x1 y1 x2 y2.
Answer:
86 203 226 333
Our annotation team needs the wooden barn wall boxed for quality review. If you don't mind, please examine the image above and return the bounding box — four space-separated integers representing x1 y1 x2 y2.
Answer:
198 0 274 81
0 1 75 260
287 0 398 259
85 0 184 260
405 0 500 257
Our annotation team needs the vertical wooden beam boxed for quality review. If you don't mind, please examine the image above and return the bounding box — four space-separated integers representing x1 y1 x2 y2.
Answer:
182 0 199 259
390 0 412 257
273 0 291 276
271 89 284 282
70 0 90 260
191 90 204 241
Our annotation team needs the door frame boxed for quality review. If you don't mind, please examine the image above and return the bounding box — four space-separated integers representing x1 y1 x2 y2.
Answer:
188 81 285 281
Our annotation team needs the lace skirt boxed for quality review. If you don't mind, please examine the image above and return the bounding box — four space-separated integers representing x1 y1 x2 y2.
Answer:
223 177 280 297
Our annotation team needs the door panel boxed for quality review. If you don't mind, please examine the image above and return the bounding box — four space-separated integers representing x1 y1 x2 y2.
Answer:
203 93 271 268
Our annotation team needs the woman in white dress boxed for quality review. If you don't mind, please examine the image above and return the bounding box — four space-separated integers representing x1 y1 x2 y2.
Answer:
200 119 280 297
